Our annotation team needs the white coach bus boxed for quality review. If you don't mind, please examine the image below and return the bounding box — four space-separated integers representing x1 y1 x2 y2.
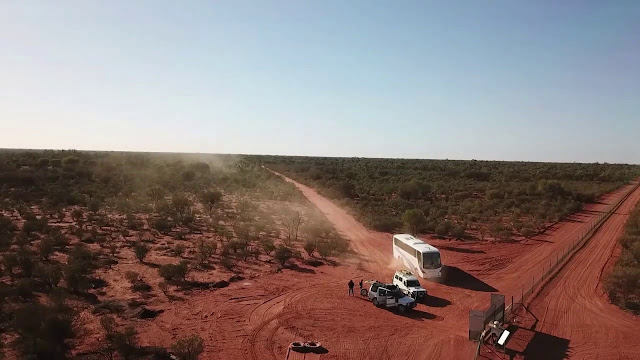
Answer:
392 234 442 278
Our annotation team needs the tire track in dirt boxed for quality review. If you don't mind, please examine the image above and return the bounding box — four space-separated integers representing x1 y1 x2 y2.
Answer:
526 182 640 359
245 282 336 360
269 169 640 359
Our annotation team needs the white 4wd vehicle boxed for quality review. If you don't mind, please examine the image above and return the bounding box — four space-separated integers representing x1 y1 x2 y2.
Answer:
361 281 416 313
393 270 427 302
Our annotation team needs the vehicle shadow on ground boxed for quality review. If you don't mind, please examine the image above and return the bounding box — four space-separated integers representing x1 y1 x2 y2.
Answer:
406 308 444 322
437 266 498 292
439 246 485 254
522 331 570 360
423 294 452 307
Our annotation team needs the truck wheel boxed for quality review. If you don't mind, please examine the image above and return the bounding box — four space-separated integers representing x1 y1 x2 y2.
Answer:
398 305 407 314
372 298 379 307
360 289 367 296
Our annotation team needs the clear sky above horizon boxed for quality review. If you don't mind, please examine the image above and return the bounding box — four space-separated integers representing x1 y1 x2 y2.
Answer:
1 1 639 163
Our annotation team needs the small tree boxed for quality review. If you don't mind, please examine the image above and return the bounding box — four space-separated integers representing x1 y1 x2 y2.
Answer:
201 190 223 214
133 241 150 263
158 261 190 282
284 210 304 245
3 253 18 279
450 225 466 239
148 185 166 208
101 316 139 360
196 240 217 266
402 209 426 236
274 246 293 266
171 334 205 360
88 199 101 214
303 240 317 257
171 195 193 225
14 303 76 359
36 263 63 288
220 256 234 270
109 243 118 257
125 271 150 292
38 238 55 260
173 244 186 257
260 238 276 256
71 208 84 223
435 222 451 237
64 245 98 293
152 216 173 233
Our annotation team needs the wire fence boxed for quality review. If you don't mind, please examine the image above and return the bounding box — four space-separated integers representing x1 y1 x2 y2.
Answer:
503 180 640 322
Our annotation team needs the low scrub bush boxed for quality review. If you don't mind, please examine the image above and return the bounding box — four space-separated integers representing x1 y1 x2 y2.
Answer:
171 334 205 360
158 261 190 282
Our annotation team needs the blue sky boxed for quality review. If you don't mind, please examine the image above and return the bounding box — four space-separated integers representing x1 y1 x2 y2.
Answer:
1 1 639 163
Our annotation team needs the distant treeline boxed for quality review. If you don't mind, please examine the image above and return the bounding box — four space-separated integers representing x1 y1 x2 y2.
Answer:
254 156 640 241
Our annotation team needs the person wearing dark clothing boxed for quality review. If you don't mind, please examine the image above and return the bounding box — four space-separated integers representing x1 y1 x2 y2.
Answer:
348 280 355 296
359 279 363 291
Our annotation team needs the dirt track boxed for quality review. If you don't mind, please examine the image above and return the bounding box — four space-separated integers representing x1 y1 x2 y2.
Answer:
523 183 640 359
139 173 640 360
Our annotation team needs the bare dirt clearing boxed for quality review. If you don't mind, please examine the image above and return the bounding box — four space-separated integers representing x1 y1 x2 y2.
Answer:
148 170 635 360
101 170 639 360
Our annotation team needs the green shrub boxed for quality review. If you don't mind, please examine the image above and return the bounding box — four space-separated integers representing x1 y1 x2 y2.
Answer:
402 209 426 236
274 246 293 266
220 256 234 270
260 238 276 255
196 240 217 265
171 334 205 360
38 238 55 260
64 245 97 293
158 261 190 282
133 241 150 263
303 240 316 257
173 243 186 257
450 225 466 239
14 302 76 359
36 263 63 288
435 222 451 237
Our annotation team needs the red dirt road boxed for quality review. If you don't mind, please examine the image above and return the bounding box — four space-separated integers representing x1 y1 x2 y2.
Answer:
524 183 640 359
138 172 639 360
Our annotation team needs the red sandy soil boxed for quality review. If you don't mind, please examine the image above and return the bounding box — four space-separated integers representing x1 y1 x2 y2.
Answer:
137 174 639 360
520 183 640 360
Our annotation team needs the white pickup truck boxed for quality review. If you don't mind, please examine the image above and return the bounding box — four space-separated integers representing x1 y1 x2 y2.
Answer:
392 270 427 302
361 280 416 313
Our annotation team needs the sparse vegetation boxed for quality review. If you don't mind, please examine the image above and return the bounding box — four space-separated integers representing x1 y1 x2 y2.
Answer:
0 150 349 357
260 156 640 240
274 245 294 266
605 201 640 313
159 261 190 283
171 334 205 360
133 241 150 263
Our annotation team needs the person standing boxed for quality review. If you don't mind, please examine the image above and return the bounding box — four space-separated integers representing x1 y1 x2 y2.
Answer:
359 279 363 291
348 280 355 296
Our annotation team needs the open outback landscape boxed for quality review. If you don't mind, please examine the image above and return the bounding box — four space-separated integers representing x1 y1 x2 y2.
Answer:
0 150 639 359
3 3 639 359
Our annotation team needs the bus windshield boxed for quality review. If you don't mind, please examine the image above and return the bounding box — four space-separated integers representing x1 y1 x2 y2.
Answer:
422 252 441 269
